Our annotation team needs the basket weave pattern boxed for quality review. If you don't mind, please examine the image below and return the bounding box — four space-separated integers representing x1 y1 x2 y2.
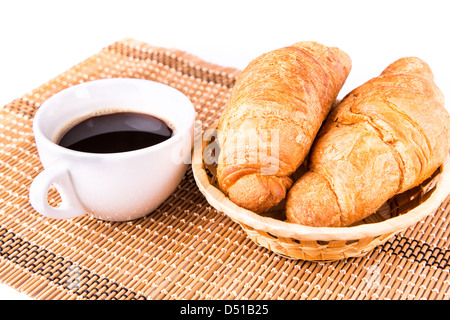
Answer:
0 39 449 299
193 134 448 262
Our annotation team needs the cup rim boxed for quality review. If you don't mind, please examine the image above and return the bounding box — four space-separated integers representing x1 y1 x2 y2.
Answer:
33 78 196 159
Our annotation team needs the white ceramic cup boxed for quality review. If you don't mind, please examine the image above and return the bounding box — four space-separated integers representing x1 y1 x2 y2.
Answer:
29 78 195 221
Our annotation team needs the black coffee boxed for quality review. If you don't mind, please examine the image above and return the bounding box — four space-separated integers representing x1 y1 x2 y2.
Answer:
58 112 173 153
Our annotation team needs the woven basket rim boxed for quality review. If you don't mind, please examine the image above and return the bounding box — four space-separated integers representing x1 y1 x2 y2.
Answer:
192 141 450 241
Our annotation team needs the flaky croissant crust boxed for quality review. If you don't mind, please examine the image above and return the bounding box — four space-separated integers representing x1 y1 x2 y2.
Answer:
286 57 449 227
217 41 351 213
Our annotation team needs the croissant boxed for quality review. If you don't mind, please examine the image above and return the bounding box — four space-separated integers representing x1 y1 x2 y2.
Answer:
286 57 449 227
217 41 351 213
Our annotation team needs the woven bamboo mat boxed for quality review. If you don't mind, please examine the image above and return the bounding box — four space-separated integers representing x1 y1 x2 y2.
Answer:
0 38 449 300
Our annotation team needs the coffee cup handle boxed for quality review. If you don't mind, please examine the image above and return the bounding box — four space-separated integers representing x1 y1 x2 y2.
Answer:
29 164 86 219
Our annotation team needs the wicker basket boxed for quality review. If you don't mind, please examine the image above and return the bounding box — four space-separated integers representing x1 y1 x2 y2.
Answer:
192 126 450 262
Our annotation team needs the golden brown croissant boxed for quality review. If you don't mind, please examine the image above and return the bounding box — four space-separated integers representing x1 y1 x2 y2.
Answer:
286 57 449 227
216 41 351 213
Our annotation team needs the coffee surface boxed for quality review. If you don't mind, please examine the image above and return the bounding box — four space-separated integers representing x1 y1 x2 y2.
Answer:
58 112 173 153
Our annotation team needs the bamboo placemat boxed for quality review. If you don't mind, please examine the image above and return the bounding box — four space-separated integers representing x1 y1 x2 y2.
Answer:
0 38 448 300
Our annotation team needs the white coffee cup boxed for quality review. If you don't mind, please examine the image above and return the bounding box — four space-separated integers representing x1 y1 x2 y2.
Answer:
29 78 195 221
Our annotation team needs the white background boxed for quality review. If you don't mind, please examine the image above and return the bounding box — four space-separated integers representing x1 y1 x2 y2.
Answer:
0 0 449 300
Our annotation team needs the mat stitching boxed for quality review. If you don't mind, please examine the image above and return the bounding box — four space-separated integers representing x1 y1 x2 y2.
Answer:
3 98 40 118
0 227 146 300
105 41 237 89
380 233 450 269
2 223 448 301
3 40 236 118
